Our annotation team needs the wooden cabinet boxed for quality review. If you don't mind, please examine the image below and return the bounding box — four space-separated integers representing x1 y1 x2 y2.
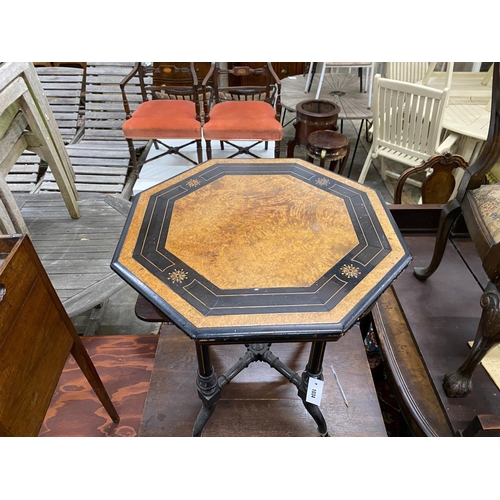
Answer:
153 62 213 84
153 63 306 86
228 62 306 85
0 234 117 436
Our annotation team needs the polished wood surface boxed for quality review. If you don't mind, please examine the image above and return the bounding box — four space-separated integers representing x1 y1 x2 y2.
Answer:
287 99 340 158
139 323 387 437
113 158 410 341
375 234 500 435
306 129 350 174
40 335 158 437
228 63 306 86
0 235 117 437
393 153 469 204
373 285 453 436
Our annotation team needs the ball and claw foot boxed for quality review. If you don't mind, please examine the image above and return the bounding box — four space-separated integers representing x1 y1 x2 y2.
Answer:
443 369 473 398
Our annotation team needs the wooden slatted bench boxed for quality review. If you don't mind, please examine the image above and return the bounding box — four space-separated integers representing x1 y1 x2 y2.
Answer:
37 62 150 199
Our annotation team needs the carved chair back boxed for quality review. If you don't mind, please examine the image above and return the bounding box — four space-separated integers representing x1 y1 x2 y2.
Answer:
393 153 469 204
203 63 281 118
121 62 203 122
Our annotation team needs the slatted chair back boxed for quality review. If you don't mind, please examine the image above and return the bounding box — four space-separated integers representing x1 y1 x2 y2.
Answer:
0 62 79 233
386 62 432 83
374 76 449 160
358 74 450 185
35 66 84 144
0 234 118 436
6 66 85 194
84 62 143 143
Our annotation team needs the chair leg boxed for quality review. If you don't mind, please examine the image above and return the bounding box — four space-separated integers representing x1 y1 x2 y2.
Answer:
413 199 462 280
347 119 364 178
380 157 388 180
206 140 212 160
305 62 316 93
443 284 500 397
196 139 203 164
315 63 327 100
281 108 287 126
274 140 281 158
126 138 139 175
70 337 120 423
337 142 350 176
357 144 374 184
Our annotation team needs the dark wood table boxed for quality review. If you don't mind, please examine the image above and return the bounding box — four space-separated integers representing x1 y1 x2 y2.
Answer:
111 158 411 436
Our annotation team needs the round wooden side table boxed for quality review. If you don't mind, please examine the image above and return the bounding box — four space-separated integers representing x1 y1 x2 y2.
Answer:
306 129 350 175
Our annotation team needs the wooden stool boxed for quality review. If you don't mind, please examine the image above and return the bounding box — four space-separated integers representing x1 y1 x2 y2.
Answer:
306 130 350 175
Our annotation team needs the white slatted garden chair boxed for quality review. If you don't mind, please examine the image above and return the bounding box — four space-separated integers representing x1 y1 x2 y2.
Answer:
357 75 450 186
386 62 433 83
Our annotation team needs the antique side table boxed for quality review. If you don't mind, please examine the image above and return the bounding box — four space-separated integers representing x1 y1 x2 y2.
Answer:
306 129 350 174
111 158 411 436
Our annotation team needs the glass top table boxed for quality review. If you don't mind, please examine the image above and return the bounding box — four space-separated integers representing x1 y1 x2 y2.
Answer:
112 158 411 436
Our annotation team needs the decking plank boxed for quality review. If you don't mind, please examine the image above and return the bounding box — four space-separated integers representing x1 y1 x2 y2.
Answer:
15 193 130 317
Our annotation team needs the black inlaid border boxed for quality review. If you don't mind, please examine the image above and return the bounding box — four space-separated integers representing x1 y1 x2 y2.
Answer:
130 162 394 316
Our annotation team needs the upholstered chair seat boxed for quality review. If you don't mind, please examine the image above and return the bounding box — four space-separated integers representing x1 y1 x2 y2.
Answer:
122 100 202 140
203 101 282 141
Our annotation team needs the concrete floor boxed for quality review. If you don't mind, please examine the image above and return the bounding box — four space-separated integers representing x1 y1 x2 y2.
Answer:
72 90 398 336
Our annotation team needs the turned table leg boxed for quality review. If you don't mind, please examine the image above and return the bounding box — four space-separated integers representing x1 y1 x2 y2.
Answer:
192 343 220 437
297 341 329 436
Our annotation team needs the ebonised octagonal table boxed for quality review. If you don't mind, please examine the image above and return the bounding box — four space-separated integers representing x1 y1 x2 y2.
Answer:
112 158 411 436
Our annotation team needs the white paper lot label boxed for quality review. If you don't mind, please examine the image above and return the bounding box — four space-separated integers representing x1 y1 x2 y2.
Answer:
306 378 324 406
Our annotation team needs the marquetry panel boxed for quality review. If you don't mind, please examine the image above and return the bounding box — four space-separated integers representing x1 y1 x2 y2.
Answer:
112 159 410 341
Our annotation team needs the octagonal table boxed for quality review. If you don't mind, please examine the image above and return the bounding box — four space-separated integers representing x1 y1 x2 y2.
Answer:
112 158 411 436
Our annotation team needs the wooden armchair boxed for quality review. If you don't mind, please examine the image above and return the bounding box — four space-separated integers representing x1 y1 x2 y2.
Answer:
413 62 500 398
201 63 283 159
393 152 469 205
120 62 204 174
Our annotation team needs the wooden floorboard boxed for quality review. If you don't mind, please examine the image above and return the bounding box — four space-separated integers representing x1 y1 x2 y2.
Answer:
14 192 130 317
39 334 158 437
139 323 387 437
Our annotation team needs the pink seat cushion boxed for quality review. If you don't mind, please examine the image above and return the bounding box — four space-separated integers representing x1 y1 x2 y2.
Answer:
122 100 201 139
203 101 283 141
